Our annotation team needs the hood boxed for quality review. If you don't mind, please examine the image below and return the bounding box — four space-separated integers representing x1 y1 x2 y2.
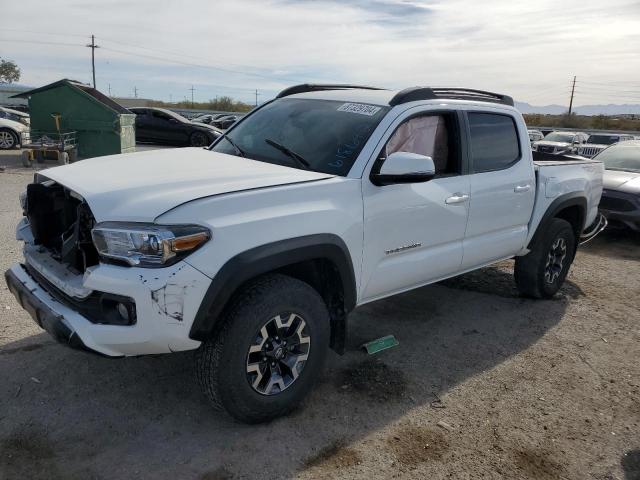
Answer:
40 148 334 222
534 141 571 148
0 118 28 131
603 169 640 192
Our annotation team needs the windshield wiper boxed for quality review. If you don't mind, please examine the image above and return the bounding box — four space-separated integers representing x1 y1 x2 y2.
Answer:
219 133 245 157
264 138 311 170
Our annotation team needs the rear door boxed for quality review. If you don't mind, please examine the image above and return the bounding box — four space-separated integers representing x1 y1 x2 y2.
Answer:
360 108 471 302
461 111 536 269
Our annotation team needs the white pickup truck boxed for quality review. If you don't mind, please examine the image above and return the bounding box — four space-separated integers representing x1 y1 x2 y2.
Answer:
5 85 604 423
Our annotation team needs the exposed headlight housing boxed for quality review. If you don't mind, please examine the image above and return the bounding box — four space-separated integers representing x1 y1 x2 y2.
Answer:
91 222 210 267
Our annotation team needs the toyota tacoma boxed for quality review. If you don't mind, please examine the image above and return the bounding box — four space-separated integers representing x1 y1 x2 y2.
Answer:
5 84 604 423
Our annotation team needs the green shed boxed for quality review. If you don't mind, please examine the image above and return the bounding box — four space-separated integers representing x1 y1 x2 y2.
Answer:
13 79 135 159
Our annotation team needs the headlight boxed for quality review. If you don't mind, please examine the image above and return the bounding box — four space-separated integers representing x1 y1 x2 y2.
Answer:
91 222 210 267
532 144 538 151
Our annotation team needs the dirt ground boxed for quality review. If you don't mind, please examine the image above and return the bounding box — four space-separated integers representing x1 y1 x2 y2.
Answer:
1 157 639 480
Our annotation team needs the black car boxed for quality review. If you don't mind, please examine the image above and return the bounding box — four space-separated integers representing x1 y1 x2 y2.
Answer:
211 115 239 130
595 140 640 231
192 113 229 125
130 107 222 147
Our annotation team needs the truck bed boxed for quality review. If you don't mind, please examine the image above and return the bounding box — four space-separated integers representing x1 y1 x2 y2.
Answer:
526 158 604 246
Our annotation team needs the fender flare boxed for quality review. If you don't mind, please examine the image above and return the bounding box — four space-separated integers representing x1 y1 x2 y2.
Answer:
528 192 587 249
189 234 357 341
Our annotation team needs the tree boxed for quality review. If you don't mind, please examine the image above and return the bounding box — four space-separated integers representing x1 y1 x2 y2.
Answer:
0 58 21 84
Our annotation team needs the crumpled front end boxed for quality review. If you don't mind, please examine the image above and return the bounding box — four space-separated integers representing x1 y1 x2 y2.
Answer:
5 180 211 356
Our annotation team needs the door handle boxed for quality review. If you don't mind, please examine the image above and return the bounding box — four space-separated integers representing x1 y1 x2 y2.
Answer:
514 184 531 193
445 193 470 205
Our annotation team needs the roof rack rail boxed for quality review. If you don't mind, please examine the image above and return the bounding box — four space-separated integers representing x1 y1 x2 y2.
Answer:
276 84 386 99
389 87 514 107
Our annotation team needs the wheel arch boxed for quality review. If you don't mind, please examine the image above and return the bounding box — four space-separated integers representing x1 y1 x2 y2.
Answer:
528 193 587 250
189 234 357 353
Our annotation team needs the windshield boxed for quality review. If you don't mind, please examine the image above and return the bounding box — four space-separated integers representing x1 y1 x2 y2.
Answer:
595 143 640 172
544 132 574 143
587 135 618 145
210 98 389 176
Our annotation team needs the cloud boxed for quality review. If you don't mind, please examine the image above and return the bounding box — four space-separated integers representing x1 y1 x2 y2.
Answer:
1 0 639 106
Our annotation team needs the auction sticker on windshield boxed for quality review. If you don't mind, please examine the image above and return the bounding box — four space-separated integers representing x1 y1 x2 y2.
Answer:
337 103 382 116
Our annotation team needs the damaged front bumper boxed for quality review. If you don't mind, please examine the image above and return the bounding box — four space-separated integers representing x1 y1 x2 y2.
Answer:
4 259 211 357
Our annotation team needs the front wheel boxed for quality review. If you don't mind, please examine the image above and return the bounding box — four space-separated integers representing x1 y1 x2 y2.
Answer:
514 218 576 298
0 129 17 150
195 274 330 423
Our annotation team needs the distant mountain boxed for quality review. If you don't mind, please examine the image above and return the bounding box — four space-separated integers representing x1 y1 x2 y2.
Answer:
516 102 640 116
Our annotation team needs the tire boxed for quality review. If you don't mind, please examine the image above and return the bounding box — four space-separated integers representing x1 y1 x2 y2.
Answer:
195 273 330 423
514 218 576 298
0 128 18 150
190 131 209 147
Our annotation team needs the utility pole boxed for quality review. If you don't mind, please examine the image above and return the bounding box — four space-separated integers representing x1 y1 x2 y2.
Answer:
189 85 196 108
568 75 576 116
134 86 138 98
108 83 111 97
255 89 260 106
169 94 172 104
85 34 100 88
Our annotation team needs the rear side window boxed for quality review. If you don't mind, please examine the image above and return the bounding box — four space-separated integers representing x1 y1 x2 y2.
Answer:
468 113 520 172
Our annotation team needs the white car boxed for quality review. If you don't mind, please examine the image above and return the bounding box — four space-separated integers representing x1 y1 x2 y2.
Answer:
0 116 28 150
577 133 635 158
5 84 604 423
532 131 589 155
528 129 544 144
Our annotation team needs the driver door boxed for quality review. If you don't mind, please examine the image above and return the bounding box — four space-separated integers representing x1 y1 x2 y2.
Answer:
360 109 470 302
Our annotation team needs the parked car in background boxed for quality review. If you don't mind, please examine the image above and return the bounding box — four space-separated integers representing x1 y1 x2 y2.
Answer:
130 107 222 147
594 140 640 231
532 131 588 155
0 116 28 150
0 106 30 126
528 129 544 145
211 115 239 129
577 133 635 158
192 113 229 125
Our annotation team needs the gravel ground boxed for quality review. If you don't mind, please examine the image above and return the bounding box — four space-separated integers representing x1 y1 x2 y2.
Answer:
0 161 639 480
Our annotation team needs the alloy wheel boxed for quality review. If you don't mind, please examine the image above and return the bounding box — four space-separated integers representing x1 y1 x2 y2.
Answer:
544 237 567 284
0 131 15 149
246 313 311 396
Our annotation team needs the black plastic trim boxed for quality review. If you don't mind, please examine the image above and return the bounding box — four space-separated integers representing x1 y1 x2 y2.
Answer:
23 263 137 326
389 87 514 107
189 234 357 341
528 193 587 249
276 84 385 98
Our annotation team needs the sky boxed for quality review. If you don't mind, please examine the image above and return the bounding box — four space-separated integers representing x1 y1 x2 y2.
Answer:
1 0 640 107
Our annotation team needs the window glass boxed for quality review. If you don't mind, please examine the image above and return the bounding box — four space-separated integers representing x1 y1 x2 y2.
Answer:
468 113 520 172
211 98 389 176
382 114 458 175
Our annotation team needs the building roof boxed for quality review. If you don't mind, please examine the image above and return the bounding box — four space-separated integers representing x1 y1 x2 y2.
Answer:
12 79 130 114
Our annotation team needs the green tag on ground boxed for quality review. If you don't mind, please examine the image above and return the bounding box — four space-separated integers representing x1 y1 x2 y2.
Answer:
361 335 399 354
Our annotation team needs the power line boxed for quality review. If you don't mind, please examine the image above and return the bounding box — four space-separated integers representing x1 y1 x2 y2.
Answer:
0 38 83 48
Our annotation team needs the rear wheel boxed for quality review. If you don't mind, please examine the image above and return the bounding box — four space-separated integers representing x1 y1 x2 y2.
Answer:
195 274 330 423
0 129 17 150
515 218 576 298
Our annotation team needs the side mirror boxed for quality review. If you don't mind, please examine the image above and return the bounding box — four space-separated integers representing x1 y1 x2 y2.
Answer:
371 151 436 186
